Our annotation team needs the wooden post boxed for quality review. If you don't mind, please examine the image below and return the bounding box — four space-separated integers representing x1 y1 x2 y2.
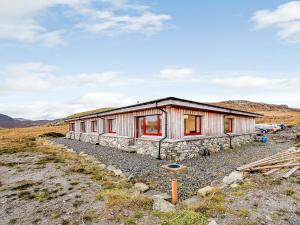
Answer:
171 179 178 205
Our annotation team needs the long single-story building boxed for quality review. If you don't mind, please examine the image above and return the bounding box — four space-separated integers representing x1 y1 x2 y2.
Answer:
65 97 263 160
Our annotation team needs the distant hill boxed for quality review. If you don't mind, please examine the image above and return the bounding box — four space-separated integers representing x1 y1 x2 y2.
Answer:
66 107 114 119
0 113 50 128
211 100 300 126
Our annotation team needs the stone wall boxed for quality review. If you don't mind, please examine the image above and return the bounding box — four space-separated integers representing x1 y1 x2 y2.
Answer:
66 132 255 161
160 134 255 161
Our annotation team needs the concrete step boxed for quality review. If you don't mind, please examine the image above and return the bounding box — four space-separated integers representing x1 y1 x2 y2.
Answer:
122 146 137 153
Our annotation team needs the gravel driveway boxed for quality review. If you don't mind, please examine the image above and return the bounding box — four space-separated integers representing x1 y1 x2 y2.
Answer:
50 138 292 199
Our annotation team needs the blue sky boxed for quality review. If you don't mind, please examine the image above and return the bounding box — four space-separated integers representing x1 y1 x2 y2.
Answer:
0 0 300 119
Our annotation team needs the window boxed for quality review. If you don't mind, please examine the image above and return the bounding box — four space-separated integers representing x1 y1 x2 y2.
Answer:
69 123 75 132
225 118 233 133
184 115 202 136
108 119 116 133
136 115 162 137
80 121 86 133
91 120 98 132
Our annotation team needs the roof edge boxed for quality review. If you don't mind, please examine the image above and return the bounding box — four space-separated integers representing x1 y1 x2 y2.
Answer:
65 97 264 121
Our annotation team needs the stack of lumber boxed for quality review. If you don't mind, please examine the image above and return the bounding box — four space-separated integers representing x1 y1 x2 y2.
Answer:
237 148 300 178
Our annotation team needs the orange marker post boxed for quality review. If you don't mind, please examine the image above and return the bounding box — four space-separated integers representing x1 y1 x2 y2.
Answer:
171 179 178 205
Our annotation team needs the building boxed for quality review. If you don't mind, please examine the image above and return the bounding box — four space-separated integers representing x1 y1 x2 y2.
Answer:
65 97 262 161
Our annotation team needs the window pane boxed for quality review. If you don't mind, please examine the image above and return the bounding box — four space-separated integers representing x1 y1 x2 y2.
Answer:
184 115 196 134
225 118 233 133
145 115 159 134
196 116 201 133
111 119 116 132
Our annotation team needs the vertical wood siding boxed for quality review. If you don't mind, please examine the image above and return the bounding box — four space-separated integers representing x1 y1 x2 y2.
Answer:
73 106 256 139
169 107 256 139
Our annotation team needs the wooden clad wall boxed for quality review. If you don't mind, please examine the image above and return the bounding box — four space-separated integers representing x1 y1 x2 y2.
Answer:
169 107 256 139
73 106 255 139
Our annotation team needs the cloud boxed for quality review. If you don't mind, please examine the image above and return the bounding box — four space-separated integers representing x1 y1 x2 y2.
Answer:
76 2 171 35
0 92 135 120
252 1 300 43
212 75 300 90
0 0 171 46
156 67 195 80
0 62 120 94
76 92 135 107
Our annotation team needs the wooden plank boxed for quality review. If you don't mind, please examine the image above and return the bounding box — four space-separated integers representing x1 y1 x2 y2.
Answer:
250 163 300 171
264 168 281 175
237 149 300 171
282 166 300 178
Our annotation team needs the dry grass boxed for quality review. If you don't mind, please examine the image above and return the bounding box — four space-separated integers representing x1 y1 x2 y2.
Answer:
67 107 113 119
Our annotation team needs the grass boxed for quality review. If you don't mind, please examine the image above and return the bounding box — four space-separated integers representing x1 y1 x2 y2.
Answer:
8 218 17 225
232 191 246 197
234 208 249 218
153 210 207 225
195 189 227 216
35 189 50 202
97 189 153 210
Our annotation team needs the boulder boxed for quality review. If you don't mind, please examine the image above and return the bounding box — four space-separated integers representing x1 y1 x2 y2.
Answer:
134 183 149 193
197 186 216 197
181 196 202 210
208 220 218 225
230 183 239 188
223 171 243 185
107 165 117 172
113 169 123 176
152 193 171 200
153 198 175 212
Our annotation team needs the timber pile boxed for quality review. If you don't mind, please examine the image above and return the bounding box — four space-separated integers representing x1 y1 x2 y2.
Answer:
237 148 300 178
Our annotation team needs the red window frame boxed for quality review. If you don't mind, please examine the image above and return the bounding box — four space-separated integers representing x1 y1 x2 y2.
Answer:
108 119 116 134
80 121 86 133
184 115 202 136
69 123 75 132
136 115 162 137
225 118 233 133
91 120 98 132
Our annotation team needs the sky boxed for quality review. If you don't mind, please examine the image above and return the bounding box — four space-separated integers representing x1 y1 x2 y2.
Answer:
0 0 300 120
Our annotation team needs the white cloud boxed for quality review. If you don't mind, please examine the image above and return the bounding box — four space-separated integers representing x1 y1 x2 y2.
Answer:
156 67 195 80
0 0 171 46
76 92 135 107
252 1 300 43
212 75 300 89
0 62 120 94
76 2 171 35
0 92 135 120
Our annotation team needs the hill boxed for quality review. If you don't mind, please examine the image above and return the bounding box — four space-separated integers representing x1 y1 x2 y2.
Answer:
66 107 114 119
211 100 300 126
0 113 50 128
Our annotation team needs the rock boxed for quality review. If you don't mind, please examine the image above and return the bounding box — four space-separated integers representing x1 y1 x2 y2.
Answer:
152 193 171 200
134 183 149 193
289 219 300 225
230 183 239 188
211 180 226 189
223 171 243 185
113 169 123 176
181 196 202 210
208 220 218 225
197 186 216 197
127 173 134 181
153 198 175 212
98 164 106 169
107 165 116 172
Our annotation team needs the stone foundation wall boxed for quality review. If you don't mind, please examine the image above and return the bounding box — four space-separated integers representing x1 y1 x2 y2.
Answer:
66 132 255 161
161 134 255 161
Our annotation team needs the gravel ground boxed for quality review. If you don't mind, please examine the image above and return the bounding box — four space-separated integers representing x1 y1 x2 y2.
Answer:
50 138 293 199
